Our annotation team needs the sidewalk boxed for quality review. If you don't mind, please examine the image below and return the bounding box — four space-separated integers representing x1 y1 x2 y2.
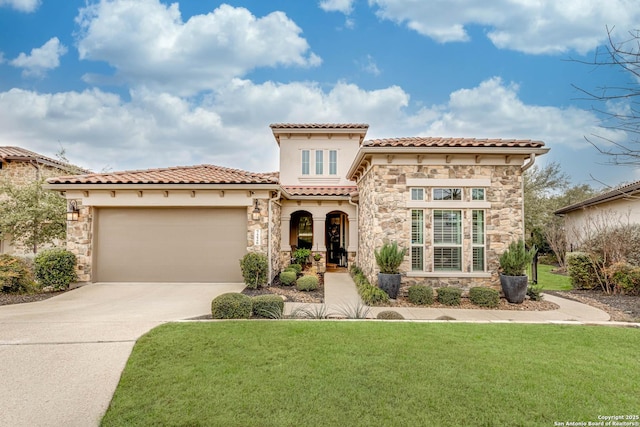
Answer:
285 272 639 326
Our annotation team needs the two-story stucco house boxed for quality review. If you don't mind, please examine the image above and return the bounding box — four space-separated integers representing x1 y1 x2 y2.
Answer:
0 147 86 255
46 123 548 291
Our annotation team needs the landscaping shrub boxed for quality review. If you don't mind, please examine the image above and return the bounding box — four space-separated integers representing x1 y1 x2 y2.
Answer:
377 310 405 320
607 262 640 296
293 248 311 266
350 265 390 306
407 285 434 305
296 274 319 291
527 285 544 301
240 253 268 289
469 287 500 308
566 252 598 290
279 270 297 286
0 254 36 293
437 287 462 306
34 248 77 291
211 293 253 319
288 263 303 275
252 295 284 319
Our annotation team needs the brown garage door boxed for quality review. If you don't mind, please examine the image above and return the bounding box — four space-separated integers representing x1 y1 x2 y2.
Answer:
95 207 247 282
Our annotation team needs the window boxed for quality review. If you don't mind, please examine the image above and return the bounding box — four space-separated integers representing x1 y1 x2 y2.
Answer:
472 210 485 271
329 150 337 175
411 188 424 201
411 210 424 271
433 210 462 271
301 150 309 175
315 150 323 175
433 188 462 201
472 188 485 201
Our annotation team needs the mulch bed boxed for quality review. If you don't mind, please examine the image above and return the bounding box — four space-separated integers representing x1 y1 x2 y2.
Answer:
242 274 324 303
546 289 640 322
0 290 68 306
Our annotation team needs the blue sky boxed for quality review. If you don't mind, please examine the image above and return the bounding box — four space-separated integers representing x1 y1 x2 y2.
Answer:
0 0 638 189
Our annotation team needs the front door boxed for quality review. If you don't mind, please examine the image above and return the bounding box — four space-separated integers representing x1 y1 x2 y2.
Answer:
326 213 347 266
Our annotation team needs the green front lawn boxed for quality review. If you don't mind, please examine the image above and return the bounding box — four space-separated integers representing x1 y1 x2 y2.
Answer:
535 263 573 290
102 322 639 427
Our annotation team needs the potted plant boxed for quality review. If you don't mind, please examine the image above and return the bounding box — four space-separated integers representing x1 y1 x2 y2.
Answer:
499 239 536 304
375 241 406 299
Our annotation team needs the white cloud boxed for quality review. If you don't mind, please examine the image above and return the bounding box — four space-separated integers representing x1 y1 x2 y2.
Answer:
75 0 321 95
319 0 355 14
0 0 39 12
360 55 381 76
10 37 67 77
368 0 640 54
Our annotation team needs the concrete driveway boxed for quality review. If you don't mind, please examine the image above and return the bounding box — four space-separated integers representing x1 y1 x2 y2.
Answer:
0 282 245 427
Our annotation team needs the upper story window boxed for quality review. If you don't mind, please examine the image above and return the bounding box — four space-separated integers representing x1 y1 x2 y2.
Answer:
411 188 424 201
329 150 337 175
301 150 310 175
315 150 324 175
433 188 462 201
472 188 485 201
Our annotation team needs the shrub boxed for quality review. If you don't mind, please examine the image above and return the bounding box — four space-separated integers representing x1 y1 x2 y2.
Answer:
296 274 319 291
527 285 544 301
567 252 598 290
407 285 434 305
469 287 500 308
607 262 640 296
34 248 77 291
211 293 253 319
374 241 406 274
251 295 284 319
377 310 405 320
359 285 389 306
293 248 311 266
437 287 462 306
288 263 302 275
499 240 536 276
240 253 268 289
0 254 36 293
279 270 297 286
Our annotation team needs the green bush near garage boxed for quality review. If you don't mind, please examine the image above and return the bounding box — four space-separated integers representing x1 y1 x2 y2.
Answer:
211 293 253 319
252 295 284 319
34 248 77 291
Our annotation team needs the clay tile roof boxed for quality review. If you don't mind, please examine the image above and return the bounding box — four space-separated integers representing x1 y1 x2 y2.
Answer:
283 186 357 197
270 123 369 130
363 137 545 149
0 146 88 172
47 164 279 185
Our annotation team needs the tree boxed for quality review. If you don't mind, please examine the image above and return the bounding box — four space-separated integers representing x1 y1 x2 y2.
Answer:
523 162 569 242
572 26 640 165
0 178 66 253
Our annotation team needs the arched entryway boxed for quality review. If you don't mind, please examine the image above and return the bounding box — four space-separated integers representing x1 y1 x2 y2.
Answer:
290 210 313 250
326 211 348 267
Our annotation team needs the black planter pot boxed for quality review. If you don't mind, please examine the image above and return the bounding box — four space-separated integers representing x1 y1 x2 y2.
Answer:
378 273 401 299
500 274 528 304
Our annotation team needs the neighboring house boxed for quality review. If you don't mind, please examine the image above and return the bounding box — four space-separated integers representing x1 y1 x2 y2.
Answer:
0 147 87 255
555 180 640 251
46 124 549 290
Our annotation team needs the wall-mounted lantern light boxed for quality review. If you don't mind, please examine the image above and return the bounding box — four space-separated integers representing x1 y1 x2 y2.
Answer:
252 199 260 220
66 200 79 222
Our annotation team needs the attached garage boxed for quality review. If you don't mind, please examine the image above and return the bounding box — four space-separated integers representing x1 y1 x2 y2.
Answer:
94 207 247 283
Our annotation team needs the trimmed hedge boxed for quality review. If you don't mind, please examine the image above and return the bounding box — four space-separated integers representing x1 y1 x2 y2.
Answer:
407 285 434 305
566 252 597 290
252 295 284 319
240 253 268 289
350 265 390 306
211 293 253 319
288 263 303 275
296 274 319 291
34 248 77 291
279 270 297 286
437 287 462 306
0 254 36 293
377 310 405 320
469 287 499 308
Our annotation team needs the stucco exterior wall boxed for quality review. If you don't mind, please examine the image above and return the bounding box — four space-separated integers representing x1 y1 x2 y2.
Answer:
357 161 525 292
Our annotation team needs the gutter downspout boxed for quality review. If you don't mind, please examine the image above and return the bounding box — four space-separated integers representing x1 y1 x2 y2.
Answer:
268 190 281 285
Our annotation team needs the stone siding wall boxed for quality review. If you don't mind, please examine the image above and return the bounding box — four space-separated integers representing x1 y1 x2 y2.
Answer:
357 163 524 292
247 197 283 284
66 201 93 282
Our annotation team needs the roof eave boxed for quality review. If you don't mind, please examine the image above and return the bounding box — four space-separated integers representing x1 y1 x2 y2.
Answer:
44 182 281 191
